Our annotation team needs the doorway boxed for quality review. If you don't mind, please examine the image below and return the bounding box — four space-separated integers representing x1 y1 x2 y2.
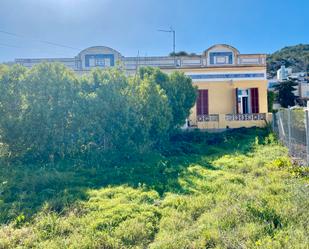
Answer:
242 96 249 114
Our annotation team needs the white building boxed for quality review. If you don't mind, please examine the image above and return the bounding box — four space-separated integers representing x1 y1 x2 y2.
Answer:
277 65 293 82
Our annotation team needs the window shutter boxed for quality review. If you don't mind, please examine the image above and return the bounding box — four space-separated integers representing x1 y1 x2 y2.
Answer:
235 88 239 114
202 90 209 115
250 88 259 113
197 90 202 115
197 90 208 115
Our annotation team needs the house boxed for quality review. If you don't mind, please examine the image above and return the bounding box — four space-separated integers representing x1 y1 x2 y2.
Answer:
14 44 269 129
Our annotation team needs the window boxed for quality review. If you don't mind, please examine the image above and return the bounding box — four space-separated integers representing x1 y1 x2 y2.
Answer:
85 54 115 67
197 90 209 115
96 58 105 67
89 57 95 67
209 52 233 65
104 58 111 67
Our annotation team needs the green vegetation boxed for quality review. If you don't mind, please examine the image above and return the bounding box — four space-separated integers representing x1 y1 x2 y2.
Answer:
0 63 308 248
274 79 298 108
0 129 308 248
169 51 198 57
0 63 196 162
267 44 309 77
267 90 276 112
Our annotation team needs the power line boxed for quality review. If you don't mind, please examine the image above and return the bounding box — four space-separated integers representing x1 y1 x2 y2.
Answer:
0 30 21 37
0 43 21 48
0 29 81 51
39 40 80 50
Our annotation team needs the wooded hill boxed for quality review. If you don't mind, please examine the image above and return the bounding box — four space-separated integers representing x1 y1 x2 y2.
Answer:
267 44 309 77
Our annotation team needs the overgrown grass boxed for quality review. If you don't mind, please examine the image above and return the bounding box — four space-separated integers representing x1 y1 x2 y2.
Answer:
0 128 308 248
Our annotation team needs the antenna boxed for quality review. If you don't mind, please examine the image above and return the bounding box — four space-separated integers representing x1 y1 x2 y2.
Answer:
157 27 176 56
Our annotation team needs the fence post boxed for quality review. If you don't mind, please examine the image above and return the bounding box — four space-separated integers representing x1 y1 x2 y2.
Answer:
278 109 283 141
272 112 275 132
288 107 291 150
305 110 309 165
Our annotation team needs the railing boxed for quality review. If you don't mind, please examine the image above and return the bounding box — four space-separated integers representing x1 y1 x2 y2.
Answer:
225 113 266 121
196 113 266 122
197 114 219 122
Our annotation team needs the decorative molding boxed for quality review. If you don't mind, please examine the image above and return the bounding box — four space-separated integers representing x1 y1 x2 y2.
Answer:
188 73 265 80
182 59 201 65
225 113 266 121
239 57 260 65
197 114 219 122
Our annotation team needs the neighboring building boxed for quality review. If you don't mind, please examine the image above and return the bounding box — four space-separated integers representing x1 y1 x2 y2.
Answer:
299 83 309 99
276 65 308 83
14 44 269 129
277 65 293 82
275 65 309 101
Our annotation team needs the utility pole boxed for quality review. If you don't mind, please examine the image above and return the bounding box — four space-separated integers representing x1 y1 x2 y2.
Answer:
158 27 176 56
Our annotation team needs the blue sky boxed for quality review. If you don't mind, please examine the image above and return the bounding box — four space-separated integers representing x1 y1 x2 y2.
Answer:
0 0 308 62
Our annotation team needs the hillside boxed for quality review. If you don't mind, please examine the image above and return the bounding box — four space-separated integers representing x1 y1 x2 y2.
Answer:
0 129 308 248
267 44 309 77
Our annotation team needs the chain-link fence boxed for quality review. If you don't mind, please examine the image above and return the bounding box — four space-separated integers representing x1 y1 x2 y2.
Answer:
273 107 309 165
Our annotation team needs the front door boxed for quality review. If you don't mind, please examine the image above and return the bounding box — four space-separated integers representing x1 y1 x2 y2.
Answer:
242 96 249 114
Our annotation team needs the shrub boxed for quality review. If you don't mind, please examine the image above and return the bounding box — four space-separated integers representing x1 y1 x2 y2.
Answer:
0 64 197 162
139 67 197 130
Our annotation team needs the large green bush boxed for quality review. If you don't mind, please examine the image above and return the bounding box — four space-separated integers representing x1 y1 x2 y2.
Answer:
0 65 29 158
0 64 80 161
0 63 196 162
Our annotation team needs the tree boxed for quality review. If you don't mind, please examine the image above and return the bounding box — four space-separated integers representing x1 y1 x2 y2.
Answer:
169 51 198 57
274 79 298 108
130 74 172 149
79 67 173 155
22 63 79 160
0 64 8 76
0 64 197 162
169 51 189 57
78 67 141 154
0 65 28 158
0 63 79 161
267 90 276 112
138 67 197 130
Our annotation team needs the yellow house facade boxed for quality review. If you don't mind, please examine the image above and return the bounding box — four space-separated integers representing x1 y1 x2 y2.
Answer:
182 66 268 129
15 44 269 129
161 45 269 129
